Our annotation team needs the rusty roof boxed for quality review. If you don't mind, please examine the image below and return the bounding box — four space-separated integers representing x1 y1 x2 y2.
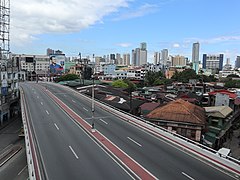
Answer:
146 99 206 125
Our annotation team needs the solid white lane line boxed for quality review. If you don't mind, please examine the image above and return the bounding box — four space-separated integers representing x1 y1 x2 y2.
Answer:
182 172 195 180
83 107 88 112
41 102 43 105
54 123 59 130
37 96 39 99
18 165 27 176
99 119 108 125
69 146 79 159
72 100 76 103
46 110 49 115
127 137 142 147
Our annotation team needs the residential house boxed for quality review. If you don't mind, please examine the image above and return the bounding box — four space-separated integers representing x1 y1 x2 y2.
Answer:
146 99 206 142
204 106 233 149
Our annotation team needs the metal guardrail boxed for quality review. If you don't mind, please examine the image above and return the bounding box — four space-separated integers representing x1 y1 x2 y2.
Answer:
20 88 43 180
47 82 240 176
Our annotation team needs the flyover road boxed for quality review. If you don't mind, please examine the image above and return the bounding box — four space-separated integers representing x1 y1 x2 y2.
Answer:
20 82 133 180
39 82 239 180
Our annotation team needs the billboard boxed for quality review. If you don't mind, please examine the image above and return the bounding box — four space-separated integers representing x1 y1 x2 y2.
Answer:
49 54 65 75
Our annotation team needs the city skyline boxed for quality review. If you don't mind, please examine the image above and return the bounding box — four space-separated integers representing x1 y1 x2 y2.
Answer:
10 0 240 64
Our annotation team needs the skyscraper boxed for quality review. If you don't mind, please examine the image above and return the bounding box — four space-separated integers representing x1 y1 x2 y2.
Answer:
154 52 161 65
161 49 168 66
132 49 136 66
123 53 130 65
192 42 200 74
132 43 147 66
235 56 240 69
172 55 186 66
140 42 147 50
202 54 224 73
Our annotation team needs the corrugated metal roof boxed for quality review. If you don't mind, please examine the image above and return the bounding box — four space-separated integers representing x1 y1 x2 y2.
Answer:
204 106 233 118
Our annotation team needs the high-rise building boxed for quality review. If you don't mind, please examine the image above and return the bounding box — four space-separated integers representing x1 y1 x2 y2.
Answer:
132 49 136 66
47 48 54 56
132 42 147 66
161 49 168 66
223 58 232 71
235 56 240 69
172 55 186 66
123 53 130 66
192 42 200 74
202 54 224 73
140 42 147 50
116 53 121 64
110 54 115 60
154 52 161 65
140 49 147 65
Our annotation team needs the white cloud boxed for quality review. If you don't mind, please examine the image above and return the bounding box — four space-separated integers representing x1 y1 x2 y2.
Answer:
173 43 180 48
113 3 159 21
10 0 130 46
186 35 240 45
115 43 132 47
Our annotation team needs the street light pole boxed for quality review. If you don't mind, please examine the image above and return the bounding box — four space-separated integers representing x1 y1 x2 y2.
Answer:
91 74 95 130
91 54 95 130
79 52 82 85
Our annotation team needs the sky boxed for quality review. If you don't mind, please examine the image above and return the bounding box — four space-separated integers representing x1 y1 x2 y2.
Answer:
10 0 240 64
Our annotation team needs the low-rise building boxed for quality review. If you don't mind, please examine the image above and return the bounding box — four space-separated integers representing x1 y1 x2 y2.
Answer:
146 99 206 142
204 106 233 149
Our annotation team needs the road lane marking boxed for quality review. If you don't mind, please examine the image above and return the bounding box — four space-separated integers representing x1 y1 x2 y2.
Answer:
99 118 108 125
72 100 76 103
182 172 195 180
46 110 49 115
37 96 39 99
54 123 59 130
69 146 79 159
41 102 43 105
18 165 27 176
83 107 88 112
127 137 142 147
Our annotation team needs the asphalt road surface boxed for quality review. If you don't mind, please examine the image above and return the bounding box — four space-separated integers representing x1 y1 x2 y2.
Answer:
21 82 238 180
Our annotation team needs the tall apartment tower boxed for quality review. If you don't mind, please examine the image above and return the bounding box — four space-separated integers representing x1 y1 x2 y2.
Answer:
172 55 186 66
132 49 136 66
132 42 147 66
123 53 130 66
161 49 168 66
192 42 200 74
202 54 224 73
154 52 161 65
235 56 240 69
140 42 147 65
140 42 147 50
115 53 121 64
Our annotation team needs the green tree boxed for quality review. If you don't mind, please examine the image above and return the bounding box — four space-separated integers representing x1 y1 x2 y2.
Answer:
227 74 240 78
112 80 129 88
57 74 79 81
123 79 136 92
171 69 198 83
144 71 165 86
225 80 240 88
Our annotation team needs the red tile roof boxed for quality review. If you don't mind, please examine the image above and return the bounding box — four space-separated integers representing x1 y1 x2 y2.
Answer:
146 99 206 125
208 90 237 99
140 102 160 111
